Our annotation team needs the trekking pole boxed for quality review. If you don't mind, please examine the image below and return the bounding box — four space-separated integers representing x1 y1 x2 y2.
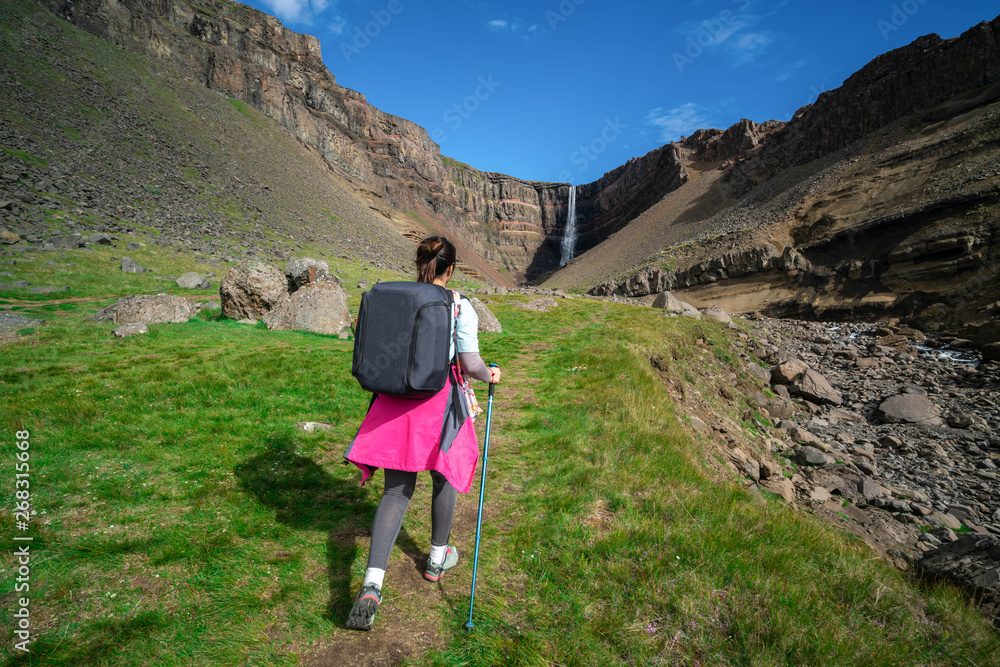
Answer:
465 363 499 632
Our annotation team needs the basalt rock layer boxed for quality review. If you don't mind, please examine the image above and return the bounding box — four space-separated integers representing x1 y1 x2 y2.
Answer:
725 20 1000 198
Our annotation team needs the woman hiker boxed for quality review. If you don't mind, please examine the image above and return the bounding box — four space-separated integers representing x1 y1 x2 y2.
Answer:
344 236 501 631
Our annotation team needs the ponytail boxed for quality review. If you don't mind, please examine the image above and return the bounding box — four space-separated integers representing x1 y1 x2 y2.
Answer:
415 236 456 283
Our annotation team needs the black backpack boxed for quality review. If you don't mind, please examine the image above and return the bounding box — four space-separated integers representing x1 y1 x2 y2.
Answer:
351 281 455 398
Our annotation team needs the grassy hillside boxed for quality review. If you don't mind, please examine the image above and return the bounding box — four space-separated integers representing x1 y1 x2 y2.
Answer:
2 287 998 665
0 0 415 279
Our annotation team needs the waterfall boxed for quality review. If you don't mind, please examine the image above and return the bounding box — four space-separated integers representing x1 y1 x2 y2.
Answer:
559 184 577 266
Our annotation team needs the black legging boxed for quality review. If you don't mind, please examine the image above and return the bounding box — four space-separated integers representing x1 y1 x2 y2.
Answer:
367 468 457 570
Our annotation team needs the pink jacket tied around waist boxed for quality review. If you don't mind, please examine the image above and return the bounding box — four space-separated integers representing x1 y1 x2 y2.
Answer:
344 367 480 494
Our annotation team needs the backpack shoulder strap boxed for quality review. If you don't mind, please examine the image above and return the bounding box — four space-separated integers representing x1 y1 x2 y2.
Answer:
451 291 462 369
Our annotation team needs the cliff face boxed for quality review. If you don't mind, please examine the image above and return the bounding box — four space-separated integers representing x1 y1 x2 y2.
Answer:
38 0 552 281
574 145 688 259
726 18 1000 197
442 165 568 281
33 0 724 283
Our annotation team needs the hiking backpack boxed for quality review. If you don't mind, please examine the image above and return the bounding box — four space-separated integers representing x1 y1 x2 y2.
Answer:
351 281 455 398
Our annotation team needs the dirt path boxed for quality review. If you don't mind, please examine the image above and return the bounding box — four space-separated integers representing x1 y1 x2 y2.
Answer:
302 348 537 666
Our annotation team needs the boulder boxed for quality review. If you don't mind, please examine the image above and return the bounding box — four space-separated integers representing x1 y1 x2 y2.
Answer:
86 233 115 246
468 297 502 333
794 445 830 466
946 412 980 429
679 302 702 319
701 305 732 324
262 280 350 335
88 294 196 325
761 477 795 503
728 447 760 481
121 257 147 273
917 534 1000 622
787 425 830 452
875 393 943 426
809 466 881 503
766 398 795 420
0 313 45 332
747 362 771 385
175 272 211 289
285 257 333 292
791 369 843 406
771 358 809 384
652 290 684 312
0 230 19 245
113 323 148 338
652 291 700 318
48 234 86 249
810 487 833 502
220 259 288 320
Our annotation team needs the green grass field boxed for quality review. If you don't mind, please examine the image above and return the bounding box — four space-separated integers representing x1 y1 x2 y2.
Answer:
1 269 998 665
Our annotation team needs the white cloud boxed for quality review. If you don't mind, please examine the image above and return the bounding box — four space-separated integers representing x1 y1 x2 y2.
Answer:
260 0 338 26
260 0 310 24
674 16 747 48
486 16 544 42
646 103 711 142
728 32 774 65
671 0 790 70
328 15 347 35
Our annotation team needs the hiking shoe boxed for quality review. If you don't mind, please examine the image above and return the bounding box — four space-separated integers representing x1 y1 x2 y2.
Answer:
346 583 382 631
424 545 459 582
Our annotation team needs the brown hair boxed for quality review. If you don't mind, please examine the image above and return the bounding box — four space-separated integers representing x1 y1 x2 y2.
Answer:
415 236 456 283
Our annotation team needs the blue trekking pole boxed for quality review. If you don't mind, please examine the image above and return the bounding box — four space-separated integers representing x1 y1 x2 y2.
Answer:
465 363 499 632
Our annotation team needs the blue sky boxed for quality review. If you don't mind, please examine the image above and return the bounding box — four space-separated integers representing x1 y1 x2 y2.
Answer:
238 0 998 185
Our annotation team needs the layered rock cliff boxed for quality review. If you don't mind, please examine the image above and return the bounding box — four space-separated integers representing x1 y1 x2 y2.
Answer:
32 0 758 283
573 144 687 260
725 18 1000 197
39 0 562 281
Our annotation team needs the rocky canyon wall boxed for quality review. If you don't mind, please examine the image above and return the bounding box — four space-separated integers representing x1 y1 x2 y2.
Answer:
725 17 1000 197
33 0 707 283
574 144 687 259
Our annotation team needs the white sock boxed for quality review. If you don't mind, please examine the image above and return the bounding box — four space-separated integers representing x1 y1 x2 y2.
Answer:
429 544 447 565
363 567 385 589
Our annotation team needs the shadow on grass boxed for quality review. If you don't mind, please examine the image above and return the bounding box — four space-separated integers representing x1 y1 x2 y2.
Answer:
234 433 424 626
1 612 170 667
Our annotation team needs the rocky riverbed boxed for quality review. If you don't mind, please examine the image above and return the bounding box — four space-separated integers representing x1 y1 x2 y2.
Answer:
737 314 999 620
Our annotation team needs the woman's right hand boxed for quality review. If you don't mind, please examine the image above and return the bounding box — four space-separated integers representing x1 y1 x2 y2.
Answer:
488 366 501 384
